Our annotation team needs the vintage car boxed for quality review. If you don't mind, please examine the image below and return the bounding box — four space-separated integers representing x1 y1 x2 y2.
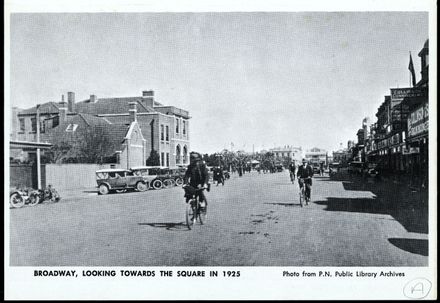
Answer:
130 166 160 189
146 167 177 189
95 168 150 195
348 161 364 175
168 167 186 186
328 162 340 175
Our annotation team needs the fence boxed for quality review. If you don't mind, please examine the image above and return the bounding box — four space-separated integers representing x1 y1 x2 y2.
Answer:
45 163 119 190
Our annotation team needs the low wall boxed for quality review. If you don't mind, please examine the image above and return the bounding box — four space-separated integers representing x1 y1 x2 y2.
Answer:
45 163 119 190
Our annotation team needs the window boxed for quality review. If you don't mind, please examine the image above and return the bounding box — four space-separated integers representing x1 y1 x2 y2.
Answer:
183 145 188 164
166 153 170 167
52 116 59 128
31 117 37 132
176 145 181 164
165 125 169 141
19 118 25 132
175 118 179 134
161 152 165 166
160 124 164 141
40 120 45 133
183 120 186 135
65 124 78 132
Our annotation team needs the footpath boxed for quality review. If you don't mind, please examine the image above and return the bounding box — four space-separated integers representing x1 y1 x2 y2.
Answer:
331 171 429 234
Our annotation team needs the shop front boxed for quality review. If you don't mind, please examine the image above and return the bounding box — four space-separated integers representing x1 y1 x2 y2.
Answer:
404 102 428 188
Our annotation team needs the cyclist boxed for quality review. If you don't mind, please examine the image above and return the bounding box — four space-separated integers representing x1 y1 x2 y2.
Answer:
213 166 224 186
288 161 297 183
183 152 210 207
297 158 314 202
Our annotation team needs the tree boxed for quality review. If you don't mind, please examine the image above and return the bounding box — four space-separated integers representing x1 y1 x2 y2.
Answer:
146 149 160 166
76 126 115 164
44 141 74 164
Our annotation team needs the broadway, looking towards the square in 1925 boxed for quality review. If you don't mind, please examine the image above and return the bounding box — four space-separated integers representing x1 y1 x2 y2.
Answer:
8 13 430 266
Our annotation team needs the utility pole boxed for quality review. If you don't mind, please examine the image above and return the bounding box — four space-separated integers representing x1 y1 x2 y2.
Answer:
36 104 41 189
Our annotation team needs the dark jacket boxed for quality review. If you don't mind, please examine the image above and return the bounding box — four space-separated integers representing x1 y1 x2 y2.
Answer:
184 161 209 187
289 163 296 173
297 164 314 179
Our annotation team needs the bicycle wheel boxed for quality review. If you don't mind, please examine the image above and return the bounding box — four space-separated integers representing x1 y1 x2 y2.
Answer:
185 202 196 230
199 204 207 225
299 189 304 207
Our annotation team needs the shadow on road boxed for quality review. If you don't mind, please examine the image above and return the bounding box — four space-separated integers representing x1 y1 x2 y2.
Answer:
316 172 429 235
314 196 428 234
138 222 189 231
264 202 301 207
388 238 428 256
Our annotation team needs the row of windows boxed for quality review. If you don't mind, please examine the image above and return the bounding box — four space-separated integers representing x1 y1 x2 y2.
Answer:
160 145 189 167
175 118 187 135
19 116 60 133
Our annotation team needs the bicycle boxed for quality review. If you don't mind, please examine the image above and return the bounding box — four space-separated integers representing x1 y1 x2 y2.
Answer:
298 177 311 207
183 185 208 230
289 171 296 184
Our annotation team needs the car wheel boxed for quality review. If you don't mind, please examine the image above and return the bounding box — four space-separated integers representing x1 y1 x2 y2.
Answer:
163 179 175 188
98 184 109 195
136 182 147 192
175 177 184 186
152 179 163 190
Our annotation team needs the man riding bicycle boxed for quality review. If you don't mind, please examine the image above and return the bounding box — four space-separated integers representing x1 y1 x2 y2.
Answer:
184 152 210 207
297 158 314 202
289 161 296 182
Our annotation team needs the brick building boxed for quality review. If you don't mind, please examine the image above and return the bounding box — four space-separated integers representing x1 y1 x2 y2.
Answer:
12 90 191 169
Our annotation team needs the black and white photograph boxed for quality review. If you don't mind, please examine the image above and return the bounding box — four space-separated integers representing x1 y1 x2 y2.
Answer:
4 0 437 300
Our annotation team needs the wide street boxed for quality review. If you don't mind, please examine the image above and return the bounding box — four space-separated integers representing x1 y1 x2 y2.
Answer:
9 170 428 266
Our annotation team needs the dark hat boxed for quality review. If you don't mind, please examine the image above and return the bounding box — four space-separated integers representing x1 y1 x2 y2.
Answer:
302 158 308 163
190 152 202 160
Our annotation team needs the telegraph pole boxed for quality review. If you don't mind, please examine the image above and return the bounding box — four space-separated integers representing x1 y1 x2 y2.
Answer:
36 104 41 189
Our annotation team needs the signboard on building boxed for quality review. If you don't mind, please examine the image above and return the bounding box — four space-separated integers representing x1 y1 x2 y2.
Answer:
390 87 428 100
390 87 428 108
407 102 429 138
402 147 420 155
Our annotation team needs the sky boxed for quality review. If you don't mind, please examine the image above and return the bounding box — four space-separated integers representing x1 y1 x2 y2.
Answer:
8 11 429 154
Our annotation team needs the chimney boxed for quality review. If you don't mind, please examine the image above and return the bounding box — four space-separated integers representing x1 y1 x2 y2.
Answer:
142 90 154 108
59 107 68 122
67 92 75 112
59 94 67 108
129 102 137 122
90 94 98 103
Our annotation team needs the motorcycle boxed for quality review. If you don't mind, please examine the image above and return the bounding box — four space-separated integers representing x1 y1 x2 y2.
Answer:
37 185 61 203
9 187 40 208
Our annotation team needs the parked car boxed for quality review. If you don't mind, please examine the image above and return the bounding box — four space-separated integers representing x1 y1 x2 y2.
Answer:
363 163 379 178
147 167 177 189
168 167 186 186
312 163 320 174
130 166 159 189
96 168 149 195
348 161 364 175
328 162 340 175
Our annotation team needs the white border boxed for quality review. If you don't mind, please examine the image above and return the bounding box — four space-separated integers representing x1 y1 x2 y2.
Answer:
4 0 437 300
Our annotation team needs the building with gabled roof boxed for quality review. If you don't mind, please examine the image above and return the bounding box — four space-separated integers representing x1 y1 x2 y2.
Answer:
13 90 190 169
